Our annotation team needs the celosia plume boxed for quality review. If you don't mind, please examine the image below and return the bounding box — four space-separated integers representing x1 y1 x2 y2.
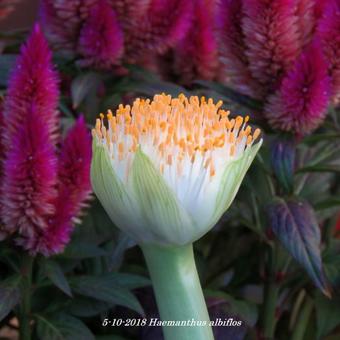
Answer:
40 0 192 68
1 25 59 240
0 24 92 256
217 0 326 101
173 0 219 84
78 0 124 69
1 105 58 240
31 116 92 256
296 0 317 47
242 0 301 92
123 0 193 63
3 24 59 145
217 0 260 98
316 0 340 103
265 41 330 134
40 0 97 56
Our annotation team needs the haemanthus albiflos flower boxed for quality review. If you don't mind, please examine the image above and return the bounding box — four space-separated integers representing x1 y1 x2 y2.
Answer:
0 24 92 256
91 94 262 246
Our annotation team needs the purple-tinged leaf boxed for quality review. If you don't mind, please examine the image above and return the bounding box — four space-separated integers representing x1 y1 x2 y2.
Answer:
267 197 331 297
270 136 295 193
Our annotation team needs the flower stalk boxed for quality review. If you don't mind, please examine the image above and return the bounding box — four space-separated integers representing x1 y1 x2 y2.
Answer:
19 256 34 340
141 243 214 340
262 243 281 339
291 296 313 340
262 279 280 339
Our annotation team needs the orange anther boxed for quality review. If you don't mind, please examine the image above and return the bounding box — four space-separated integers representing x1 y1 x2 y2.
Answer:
253 128 261 140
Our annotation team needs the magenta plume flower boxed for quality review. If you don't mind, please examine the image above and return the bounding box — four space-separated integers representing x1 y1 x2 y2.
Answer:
1 24 59 239
123 0 193 63
316 0 340 103
0 24 92 256
3 23 59 146
242 0 301 92
217 0 261 98
78 0 124 70
2 106 58 242
39 0 97 56
295 0 318 47
264 41 330 135
31 116 92 256
173 0 219 85
40 0 192 68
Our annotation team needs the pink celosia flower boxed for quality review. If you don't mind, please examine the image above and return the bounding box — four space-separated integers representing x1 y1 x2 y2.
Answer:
173 0 218 85
2 105 58 239
0 24 92 256
1 24 59 239
3 23 59 146
264 41 330 134
40 0 97 56
242 0 301 92
316 0 340 103
217 0 329 102
77 0 124 69
28 116 92 256
123 0 193 63
216 0 262 98
40 0 192 67
296 0 318 47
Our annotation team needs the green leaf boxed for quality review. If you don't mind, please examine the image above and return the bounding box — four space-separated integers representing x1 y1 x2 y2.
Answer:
267 197 331 296
36 313 95 340
68 297 112 317
96 336 131 340
71 72 101 109
297 165 340 173
103 273 150 289
44 260 72 297
69 275 144 315
61 241 107 259
194 80 263 110
107 233 136 271
315 197 340 211
323 240 340 286
205 290 258 326
302 133 340 144
315 293 340 339
0 276 21 321
0 54 17 86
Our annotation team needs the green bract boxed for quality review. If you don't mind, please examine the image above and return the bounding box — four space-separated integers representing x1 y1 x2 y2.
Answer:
91 139 262 246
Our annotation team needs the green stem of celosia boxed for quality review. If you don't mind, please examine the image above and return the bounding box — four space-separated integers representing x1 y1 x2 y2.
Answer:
141 243 214 340
19 256 34 340
291 297 313 340
262 280 280 339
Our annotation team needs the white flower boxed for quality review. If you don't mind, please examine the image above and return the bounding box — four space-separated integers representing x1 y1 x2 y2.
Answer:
91 94 262 245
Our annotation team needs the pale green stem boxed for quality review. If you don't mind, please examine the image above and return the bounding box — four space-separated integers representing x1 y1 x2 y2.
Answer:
141 243 214 340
